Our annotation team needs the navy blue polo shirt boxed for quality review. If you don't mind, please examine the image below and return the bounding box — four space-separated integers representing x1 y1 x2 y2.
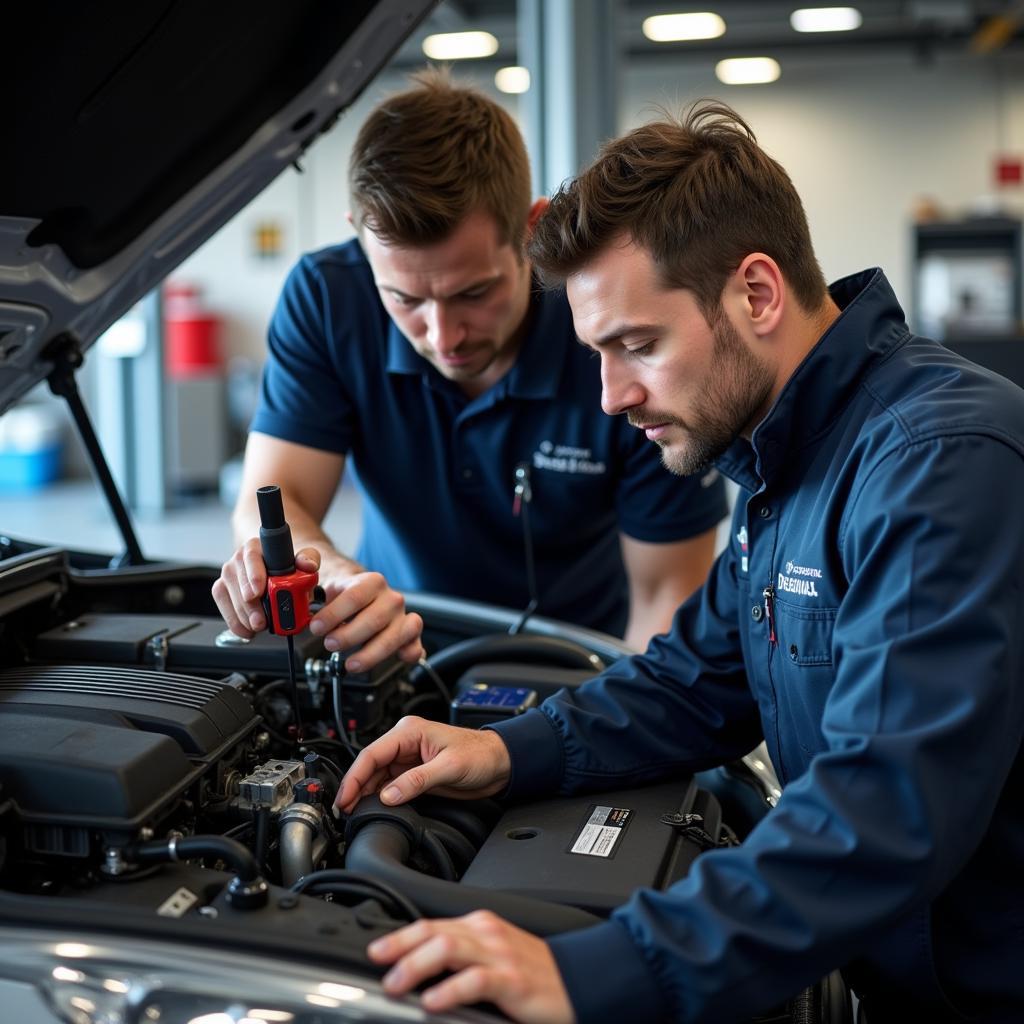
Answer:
250 239 727 635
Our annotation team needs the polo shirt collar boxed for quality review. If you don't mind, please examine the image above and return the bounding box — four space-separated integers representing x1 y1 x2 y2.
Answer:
385 320 426 376
505 287 568 400
716 268 909 487
384 284 566 401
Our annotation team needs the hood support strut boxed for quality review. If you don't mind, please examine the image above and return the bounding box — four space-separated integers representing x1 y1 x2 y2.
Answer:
45 335 145 567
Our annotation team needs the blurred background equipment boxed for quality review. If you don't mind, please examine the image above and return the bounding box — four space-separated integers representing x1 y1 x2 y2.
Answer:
164 283 227 498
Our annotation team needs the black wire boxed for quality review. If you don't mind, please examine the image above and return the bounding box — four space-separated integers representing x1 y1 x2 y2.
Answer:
290 869 421 921
414 657 453 705
509 598 539 636
286 634 304 740
332 674 361 764
302 881 418 922
520 483 538 606
312 753 347 786
510 463 539 635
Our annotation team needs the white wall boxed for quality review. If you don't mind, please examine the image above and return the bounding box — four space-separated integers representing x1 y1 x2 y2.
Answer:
627 49 1024 313
175 49 1024 364
173 72 523 364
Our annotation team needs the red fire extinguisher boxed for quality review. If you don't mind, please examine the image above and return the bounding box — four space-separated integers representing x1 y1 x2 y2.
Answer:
164 283 222 379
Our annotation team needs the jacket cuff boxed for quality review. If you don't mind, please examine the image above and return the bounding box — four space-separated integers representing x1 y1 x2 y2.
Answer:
548 919 671 1024
485 709 563 800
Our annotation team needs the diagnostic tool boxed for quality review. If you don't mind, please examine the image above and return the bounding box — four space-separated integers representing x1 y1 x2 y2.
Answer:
257 485 318 636
257 484 319 739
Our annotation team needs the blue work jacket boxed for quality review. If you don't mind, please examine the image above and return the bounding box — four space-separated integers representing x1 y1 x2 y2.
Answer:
492 269 1024 1022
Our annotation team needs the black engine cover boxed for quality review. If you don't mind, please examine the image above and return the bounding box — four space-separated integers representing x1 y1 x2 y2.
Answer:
0 664 258 833
462 776 721 914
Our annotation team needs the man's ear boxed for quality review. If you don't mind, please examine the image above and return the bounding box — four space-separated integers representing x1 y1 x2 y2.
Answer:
345 211 355 229
732 253 784 337
524 197 550 237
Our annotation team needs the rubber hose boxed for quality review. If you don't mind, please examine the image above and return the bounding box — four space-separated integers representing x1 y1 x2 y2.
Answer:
412 795 501 846
129 834 261 882
420 828 456 881
421 816 477 873
414 634 605 687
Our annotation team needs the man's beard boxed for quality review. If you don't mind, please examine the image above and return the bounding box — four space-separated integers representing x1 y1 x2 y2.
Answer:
632 314 774 477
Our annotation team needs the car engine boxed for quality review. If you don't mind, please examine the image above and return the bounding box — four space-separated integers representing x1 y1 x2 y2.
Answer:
0 540 844 1024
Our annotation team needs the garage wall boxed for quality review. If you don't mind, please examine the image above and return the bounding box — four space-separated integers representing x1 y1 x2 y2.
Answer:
175 49 1024 365
628 50 1024 308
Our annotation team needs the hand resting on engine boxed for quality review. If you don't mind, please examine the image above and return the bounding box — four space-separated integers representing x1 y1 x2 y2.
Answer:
334 716 512 814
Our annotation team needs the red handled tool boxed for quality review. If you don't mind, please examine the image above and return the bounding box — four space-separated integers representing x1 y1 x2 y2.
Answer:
257 484 319 740
258 485 318 635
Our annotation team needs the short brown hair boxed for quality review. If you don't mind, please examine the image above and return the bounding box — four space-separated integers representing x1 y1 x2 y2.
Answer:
349 68 532 249
528 101 827 315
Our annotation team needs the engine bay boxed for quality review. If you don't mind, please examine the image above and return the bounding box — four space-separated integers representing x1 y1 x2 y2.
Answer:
0 541 815 1023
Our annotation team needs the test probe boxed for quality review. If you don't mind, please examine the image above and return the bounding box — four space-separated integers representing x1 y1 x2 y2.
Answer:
257 484 319 739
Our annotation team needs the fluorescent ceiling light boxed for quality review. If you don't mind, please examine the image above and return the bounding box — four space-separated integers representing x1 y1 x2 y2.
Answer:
790 7 863 33
422 31 499 60
642 12 726 41
495 66 530 94
715 57 782 85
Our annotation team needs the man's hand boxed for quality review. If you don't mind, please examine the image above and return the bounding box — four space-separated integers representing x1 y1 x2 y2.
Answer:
369 910 574 1023
212 541 423 672
334 716 511 814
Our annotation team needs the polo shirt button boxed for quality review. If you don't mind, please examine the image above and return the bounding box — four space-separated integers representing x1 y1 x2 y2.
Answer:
758 505 771 518
751 605 763 622
462 468 474 480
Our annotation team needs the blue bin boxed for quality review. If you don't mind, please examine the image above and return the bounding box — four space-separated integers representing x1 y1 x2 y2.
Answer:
0 444 63 492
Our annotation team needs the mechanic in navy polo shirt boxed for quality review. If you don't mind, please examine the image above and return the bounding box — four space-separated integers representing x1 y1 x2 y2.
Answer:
336 102 1024 1022
213 70 728 671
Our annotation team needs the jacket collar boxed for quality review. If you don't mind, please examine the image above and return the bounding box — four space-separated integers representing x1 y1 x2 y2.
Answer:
716 268 910 488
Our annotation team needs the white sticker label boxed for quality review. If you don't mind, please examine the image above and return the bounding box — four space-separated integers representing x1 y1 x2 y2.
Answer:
569 805 631 858
156 886 199 918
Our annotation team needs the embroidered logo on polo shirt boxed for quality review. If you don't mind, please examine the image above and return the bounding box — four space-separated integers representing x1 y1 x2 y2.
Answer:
533 440 606 476
777 560 824 598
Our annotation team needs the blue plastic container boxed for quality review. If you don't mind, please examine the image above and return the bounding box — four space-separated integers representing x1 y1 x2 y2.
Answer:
0 444 62 492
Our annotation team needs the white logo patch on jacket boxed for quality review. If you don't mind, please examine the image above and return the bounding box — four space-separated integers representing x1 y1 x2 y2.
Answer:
777 560 824 598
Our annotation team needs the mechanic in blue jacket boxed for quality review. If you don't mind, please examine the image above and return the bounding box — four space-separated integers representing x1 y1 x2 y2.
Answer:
336 101 1024 1023
212 71 727 670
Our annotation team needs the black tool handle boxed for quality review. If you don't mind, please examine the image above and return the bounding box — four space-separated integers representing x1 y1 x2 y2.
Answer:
257 485 295 576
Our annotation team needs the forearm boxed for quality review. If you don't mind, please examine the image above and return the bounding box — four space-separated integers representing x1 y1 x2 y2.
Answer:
623 588 692 651
622 527 718 650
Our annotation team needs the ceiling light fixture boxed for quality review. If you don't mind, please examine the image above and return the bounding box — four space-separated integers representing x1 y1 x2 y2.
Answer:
790 7 863 33
422 31 499 60
715 57 782 85
495 66 530 94
642 12 726 42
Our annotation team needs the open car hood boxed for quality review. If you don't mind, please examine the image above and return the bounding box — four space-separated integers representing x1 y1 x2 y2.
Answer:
1 0 436 415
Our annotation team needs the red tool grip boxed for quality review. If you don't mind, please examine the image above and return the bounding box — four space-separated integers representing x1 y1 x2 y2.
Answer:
263 568 319 636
